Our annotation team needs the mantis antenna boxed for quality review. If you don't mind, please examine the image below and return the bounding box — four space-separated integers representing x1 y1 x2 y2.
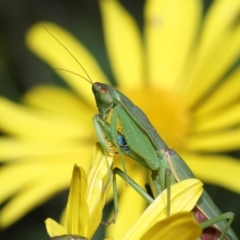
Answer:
42 25 93 85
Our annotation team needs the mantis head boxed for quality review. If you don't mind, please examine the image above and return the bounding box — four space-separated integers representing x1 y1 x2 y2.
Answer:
92 82 115 120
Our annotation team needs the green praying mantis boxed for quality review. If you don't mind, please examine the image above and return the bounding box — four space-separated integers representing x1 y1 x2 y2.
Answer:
45 28 238 240
92 83 237 240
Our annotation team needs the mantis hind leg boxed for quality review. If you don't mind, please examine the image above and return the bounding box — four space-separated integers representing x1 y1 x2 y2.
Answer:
104 167 176 225
151 167 173 216
199 211 235 240
101 168 119 226
102 167 154 226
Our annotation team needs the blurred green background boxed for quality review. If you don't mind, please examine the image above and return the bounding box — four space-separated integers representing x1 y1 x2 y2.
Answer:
0 0 239 239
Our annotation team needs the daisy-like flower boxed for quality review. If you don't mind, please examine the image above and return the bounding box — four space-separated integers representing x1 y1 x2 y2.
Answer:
45 143 113 239
46 150 202 240
0 0 240 235
120 178 203 240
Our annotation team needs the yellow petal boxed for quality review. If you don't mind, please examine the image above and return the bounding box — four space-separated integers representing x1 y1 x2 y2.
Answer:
192 0 240 61
26 21 109 105
0 149 90 200
100 0 144 88
45 218 67 237
185 127 240 151
193 67 240 117
0 162 43 204
183 1 240 107
0 166 72 228
122 179 203 239
67 165 89 237
140 212 201 240
87 143 113 237
0 137 91 162
193 102 240 132
23 85 94 126
0 97 90 141
144 0 201 89
0 151 90 228
183 152 240 194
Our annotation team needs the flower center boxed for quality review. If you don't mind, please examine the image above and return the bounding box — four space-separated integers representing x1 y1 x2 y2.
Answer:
122 86 191 150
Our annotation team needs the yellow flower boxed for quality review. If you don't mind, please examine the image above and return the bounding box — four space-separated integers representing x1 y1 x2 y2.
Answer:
46 155 202 240
0 0 239 235
45 144 113 239
119 178 203 240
